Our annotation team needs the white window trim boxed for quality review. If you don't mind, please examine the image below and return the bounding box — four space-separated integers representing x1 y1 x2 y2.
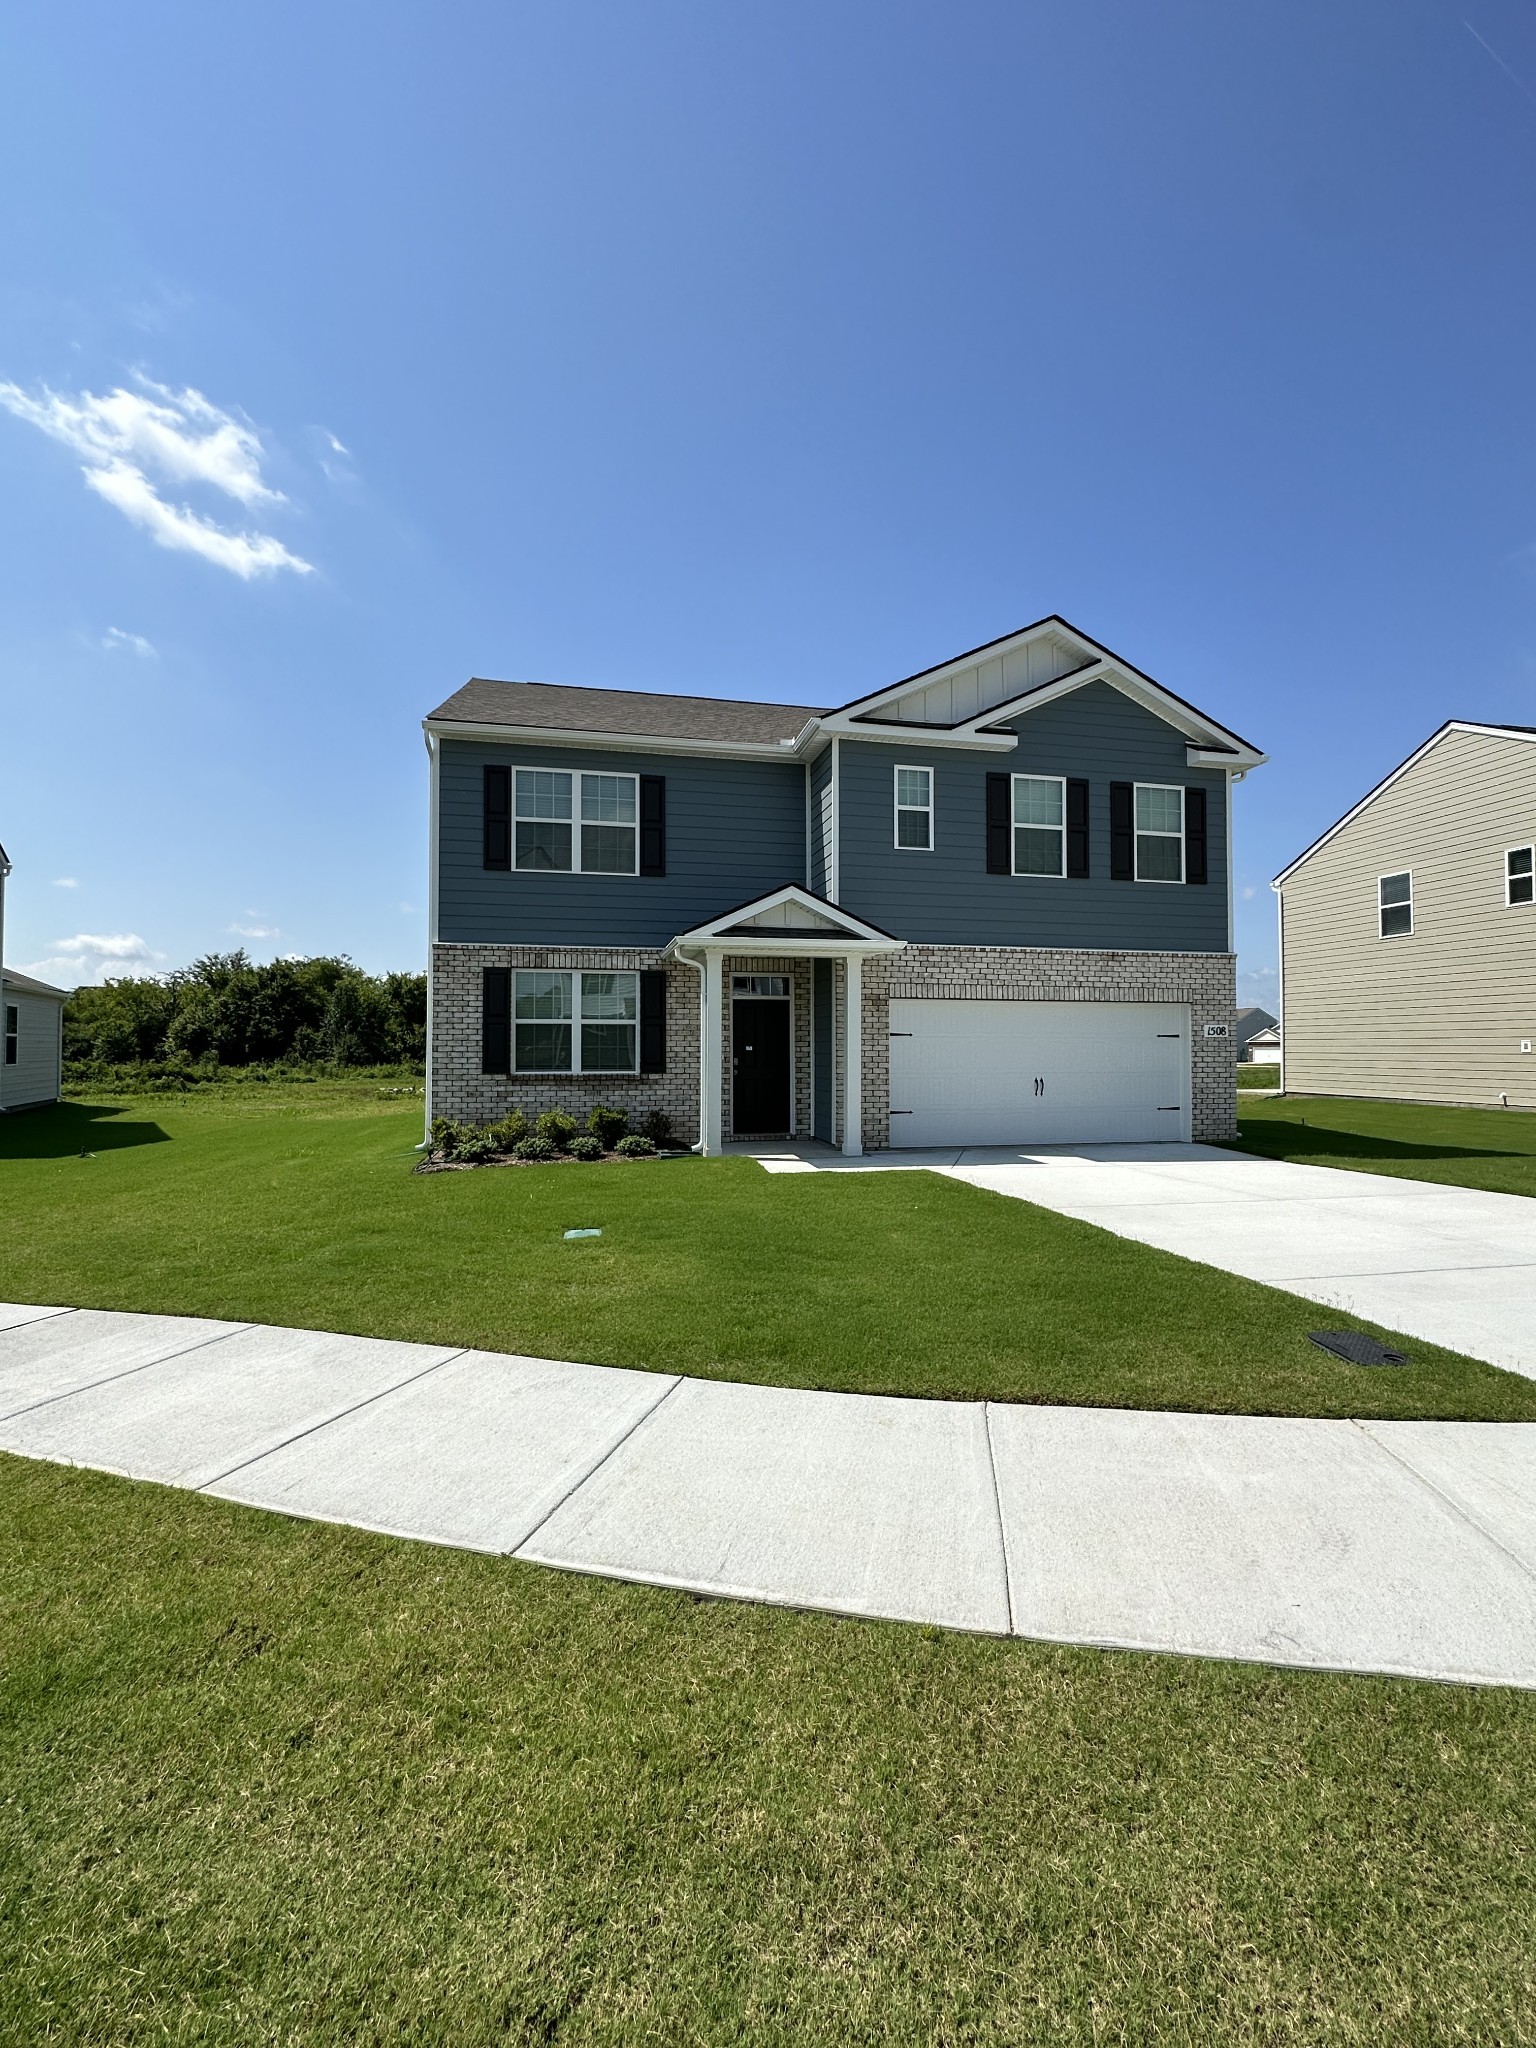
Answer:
513 767 641 877
1378 868 1414 939
1133 782 1185 885
1010 773 1067 879
1505 844 1534 908
513 968 640 1074
893 764 934 851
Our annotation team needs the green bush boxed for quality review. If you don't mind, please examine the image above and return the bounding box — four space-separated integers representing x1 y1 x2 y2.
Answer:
455 1129 503 1165
568 1134 604 1162
587 1104 628 1149
614 1134 658 1159
640 1109 676 1149
535 1111 578 1152
514 1134 559 1163
486 1110 528 1149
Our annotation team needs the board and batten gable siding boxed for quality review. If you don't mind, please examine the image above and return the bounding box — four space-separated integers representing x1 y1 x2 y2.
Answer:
1 988 63 1109
436 738 808 947
835 682 1230 950
1279 727 1536 1107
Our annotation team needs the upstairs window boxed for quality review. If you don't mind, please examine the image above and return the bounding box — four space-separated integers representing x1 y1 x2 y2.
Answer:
1379 870 1413 938
1012 775 1065 876
1507 846 1534 907
514 971 638 1072
1134 784 1184 882
3 1005 15 1066
894 766 933 849
514 770 638 874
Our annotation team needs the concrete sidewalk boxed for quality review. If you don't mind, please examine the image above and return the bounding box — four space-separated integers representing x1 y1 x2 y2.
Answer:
743 1141 1536 1381
3 1301 1535 1687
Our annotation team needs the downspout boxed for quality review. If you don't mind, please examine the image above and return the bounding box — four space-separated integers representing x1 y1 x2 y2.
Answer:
1224 770 1235 957
1274 883 1285 1097
829 736 841 903
672 946 707 1152
421 729 440 1146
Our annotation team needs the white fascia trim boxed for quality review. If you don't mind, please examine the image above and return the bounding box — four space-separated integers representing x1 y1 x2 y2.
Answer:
668 935 905 959
423 717 818 762
814 719 1018 754
833 618 1102 718
1271 721 1536 887
665 883 905 952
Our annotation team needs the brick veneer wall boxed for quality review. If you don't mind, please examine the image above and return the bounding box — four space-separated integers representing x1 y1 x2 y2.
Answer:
429 944 701 1140
867 945 1238 1145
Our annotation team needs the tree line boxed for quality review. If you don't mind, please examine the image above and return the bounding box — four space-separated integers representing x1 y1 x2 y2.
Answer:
64 952 427 1070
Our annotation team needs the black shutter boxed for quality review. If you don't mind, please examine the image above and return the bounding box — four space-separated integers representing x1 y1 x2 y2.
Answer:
986 774 1011 874
482 967 511 1074
1066 778 1090 878
1185 786 1208 884
639 970 667 1071
1110 781 1134 880
483 765 511 871
639 775 666 876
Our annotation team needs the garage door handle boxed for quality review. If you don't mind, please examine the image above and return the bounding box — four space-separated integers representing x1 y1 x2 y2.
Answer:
1157 1033 1181 1039
889 1031 913 1038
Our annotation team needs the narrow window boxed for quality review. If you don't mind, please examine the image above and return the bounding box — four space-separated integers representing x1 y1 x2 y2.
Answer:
580 972 639 1071
1012 775 1066 876
1507 846 1534 906
1379 871 1413 938
1135 784 1184 882
3 1004 16 1066
514 970 573 1069
894 765 933 849
515 770 573 871
580 773 638 874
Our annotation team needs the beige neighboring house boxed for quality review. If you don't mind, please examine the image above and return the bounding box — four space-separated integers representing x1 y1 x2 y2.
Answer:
0 842 68 1112
1273 722 1536 1107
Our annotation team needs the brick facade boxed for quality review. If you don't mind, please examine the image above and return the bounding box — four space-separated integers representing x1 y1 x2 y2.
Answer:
431 941 1238 1147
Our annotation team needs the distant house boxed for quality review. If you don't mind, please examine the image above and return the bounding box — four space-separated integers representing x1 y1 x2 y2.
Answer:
0 844 67 1112
1273 721 1536 1107
1234 1005 1278 1061
1244 1023 1281 1065
423 614 1267 1152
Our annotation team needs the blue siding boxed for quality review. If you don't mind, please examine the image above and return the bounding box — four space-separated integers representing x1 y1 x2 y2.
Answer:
437 739 807 946
836 682 1230 951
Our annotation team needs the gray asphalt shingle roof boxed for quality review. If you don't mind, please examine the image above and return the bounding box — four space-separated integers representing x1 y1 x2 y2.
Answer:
428 677 826 746
2 968 69 999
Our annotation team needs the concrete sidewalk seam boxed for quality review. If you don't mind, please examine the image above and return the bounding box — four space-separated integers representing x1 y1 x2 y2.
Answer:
189 1346 472 1492
982 1403 1016 1636
509 1372 683 1559
1350 1420 1536 1590
0 1321 254 1425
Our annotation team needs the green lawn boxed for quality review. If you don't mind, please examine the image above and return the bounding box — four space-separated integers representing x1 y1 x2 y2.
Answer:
4 1456 1536 2048
1236 1093 1536 1199
1 1083 1532 1419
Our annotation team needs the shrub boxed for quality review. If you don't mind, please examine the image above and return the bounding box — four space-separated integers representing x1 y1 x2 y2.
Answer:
535 1111 578 1152
640 1110 676 1149
455 1130 503 1165
568 1134 604 1162
614 1134 657 1159
430 1117 477 1160
514 1134 559 1163
587 1104 628 1150
486 1110 528 1150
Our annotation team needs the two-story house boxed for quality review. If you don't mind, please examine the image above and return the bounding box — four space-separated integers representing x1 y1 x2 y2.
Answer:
1273 721 1536 1107
423 617 1265 1153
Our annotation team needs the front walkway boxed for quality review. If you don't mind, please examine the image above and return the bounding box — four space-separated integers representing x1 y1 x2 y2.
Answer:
736 1140 1536 1381
3 1300 1535 1687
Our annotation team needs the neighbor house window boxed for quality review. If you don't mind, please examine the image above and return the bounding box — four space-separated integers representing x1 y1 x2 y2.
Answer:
514 970 638 1072
1379 871 1413 938
3 1005 15 1066
1135 784 1184 882
514 770 638 874
1507 846 1534 906
1012 775 1065 876
894 766 933 849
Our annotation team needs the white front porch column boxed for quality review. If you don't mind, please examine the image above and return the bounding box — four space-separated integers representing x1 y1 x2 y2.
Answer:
842 951 863 1157
700 948 724 1155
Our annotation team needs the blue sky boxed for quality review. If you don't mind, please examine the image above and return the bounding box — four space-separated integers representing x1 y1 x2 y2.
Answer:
2 0 1534 1005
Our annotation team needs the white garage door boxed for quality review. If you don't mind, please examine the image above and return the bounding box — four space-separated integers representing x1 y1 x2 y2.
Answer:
887 999 1190 1147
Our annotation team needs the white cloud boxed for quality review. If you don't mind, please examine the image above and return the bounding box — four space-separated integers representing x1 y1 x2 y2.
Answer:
102 626 156 657
20 932 165 987
307 422 357 488
398 900 416 914
52 876 79 889
0 375 313 579
229 921 280 940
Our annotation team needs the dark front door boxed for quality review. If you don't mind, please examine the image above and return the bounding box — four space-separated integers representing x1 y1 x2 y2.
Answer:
732 999 791 1135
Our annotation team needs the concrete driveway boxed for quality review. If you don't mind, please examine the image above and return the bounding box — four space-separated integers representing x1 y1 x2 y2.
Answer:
745 1142 1536 1380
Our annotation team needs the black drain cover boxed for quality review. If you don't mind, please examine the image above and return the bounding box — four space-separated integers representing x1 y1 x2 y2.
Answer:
1309 1330 1408 1367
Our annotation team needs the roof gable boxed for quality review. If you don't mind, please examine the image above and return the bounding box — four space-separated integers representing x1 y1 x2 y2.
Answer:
670 886 904 950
